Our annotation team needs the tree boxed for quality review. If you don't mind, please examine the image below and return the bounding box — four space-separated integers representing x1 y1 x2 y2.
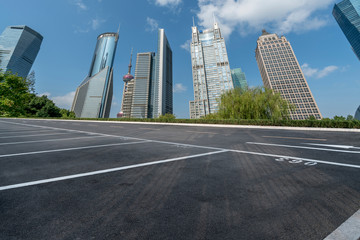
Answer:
333 115 346 121
27 95 62 118
210 87 295 120
0 72 33 117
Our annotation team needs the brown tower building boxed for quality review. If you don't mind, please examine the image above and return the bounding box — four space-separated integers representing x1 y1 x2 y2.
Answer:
255 30 322 120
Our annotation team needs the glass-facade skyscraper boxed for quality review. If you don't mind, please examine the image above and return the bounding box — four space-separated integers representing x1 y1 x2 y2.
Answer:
255 30 322 120
72 32 118 118
190 22 233 119
231 68 248 91
0 25 43 78
355 105 360 120
333 0 360 60
120 29 172 119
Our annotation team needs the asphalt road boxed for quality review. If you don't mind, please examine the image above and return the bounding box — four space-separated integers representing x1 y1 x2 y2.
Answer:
0 118 359 240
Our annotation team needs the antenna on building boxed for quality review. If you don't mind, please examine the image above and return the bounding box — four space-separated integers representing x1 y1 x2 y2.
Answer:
192 16 195 27
213 12 216 24
117 24 121 35
128 48 133 74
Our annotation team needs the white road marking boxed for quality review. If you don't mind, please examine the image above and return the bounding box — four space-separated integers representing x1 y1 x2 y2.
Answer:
247 142 360 154
0 150 228 191
304 143 360 150
0 132 71 139
139 128 161 130
0 135 108 146
0 141 148 158
262 135 327 141
1 120 360 169
324 209 360 240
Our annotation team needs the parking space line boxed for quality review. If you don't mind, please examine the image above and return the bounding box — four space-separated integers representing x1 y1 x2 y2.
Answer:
0 132 71 139
0 135 108 146
0 141 148 158
262 136 327 141
246 142 360 154
186 130 218 134
1 120 360 169
324 209 360 240
139 128 161 130
0 150 228 191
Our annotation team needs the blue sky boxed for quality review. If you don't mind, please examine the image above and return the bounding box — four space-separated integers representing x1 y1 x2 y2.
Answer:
1 0 359 118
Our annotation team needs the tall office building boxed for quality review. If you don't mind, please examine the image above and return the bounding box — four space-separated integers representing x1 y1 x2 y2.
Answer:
231 68 248 90
72 32 118 118
255 30 322 120
120 29 172 119
0 25 43 78
355 105 360 120
131 52 156 118
190 22 233 119
333 0 360 60
121 51 135 118
153 29 173 118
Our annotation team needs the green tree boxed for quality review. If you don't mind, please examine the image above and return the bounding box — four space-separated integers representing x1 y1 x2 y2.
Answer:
0 72 33 117
213 87 294 120
346 115 354 121
27 95 62 118
60 108 76 118
157 113 176 121
333 115 346 121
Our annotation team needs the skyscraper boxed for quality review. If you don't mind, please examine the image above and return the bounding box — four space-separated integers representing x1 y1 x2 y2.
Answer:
131 52 156 118
120 29 172 119
72 32 118 118
121 51 135 118
333 0 360 60
190 22 233 119
0 25 43 78
355 105 360 120
231 68 248 90
153 29 173 118
255 30 322 120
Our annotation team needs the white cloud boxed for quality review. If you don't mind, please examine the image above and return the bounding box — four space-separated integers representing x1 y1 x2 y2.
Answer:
154 0 182 7
173 83 187 93
51 91 76 109
180 39 191 52
73 0 87 10
196 0 334 39
301 63 339 79
146 17 159 32
91 18 106 30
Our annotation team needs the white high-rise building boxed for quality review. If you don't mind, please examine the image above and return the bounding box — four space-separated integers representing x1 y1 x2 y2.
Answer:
190 22 233 119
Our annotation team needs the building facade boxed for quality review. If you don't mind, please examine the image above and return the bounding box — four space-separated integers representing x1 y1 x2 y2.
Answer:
0 25 43 78
131 52 156 118
153 29 173 118
72 32 118 118
120 29 172 119
231 68 248 91
190 22 233 119
355 105 360 120
255 30 322 120
333 0 360 60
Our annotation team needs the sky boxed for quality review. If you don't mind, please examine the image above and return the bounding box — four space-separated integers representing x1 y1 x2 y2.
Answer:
1 0 359 119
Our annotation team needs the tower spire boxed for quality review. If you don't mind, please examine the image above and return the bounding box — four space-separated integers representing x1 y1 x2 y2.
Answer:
128 48 133 74
123 48 134 83
193 16 195 27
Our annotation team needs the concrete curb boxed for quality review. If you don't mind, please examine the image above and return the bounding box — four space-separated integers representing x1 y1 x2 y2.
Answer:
7 118 360 133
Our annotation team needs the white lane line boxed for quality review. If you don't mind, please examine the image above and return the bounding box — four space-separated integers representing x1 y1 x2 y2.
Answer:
1 120 360 169
305 143 360 150
262 135 327 141
0 141 148 158
0 150 228 191
0 135 108 146
247 142 360 154
0 132 71 139
324 209 360 240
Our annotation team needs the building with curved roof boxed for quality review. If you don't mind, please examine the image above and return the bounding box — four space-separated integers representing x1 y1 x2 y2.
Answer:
355 105 360 120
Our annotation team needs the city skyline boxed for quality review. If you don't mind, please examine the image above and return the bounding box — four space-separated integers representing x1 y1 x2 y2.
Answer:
1 0 359 119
